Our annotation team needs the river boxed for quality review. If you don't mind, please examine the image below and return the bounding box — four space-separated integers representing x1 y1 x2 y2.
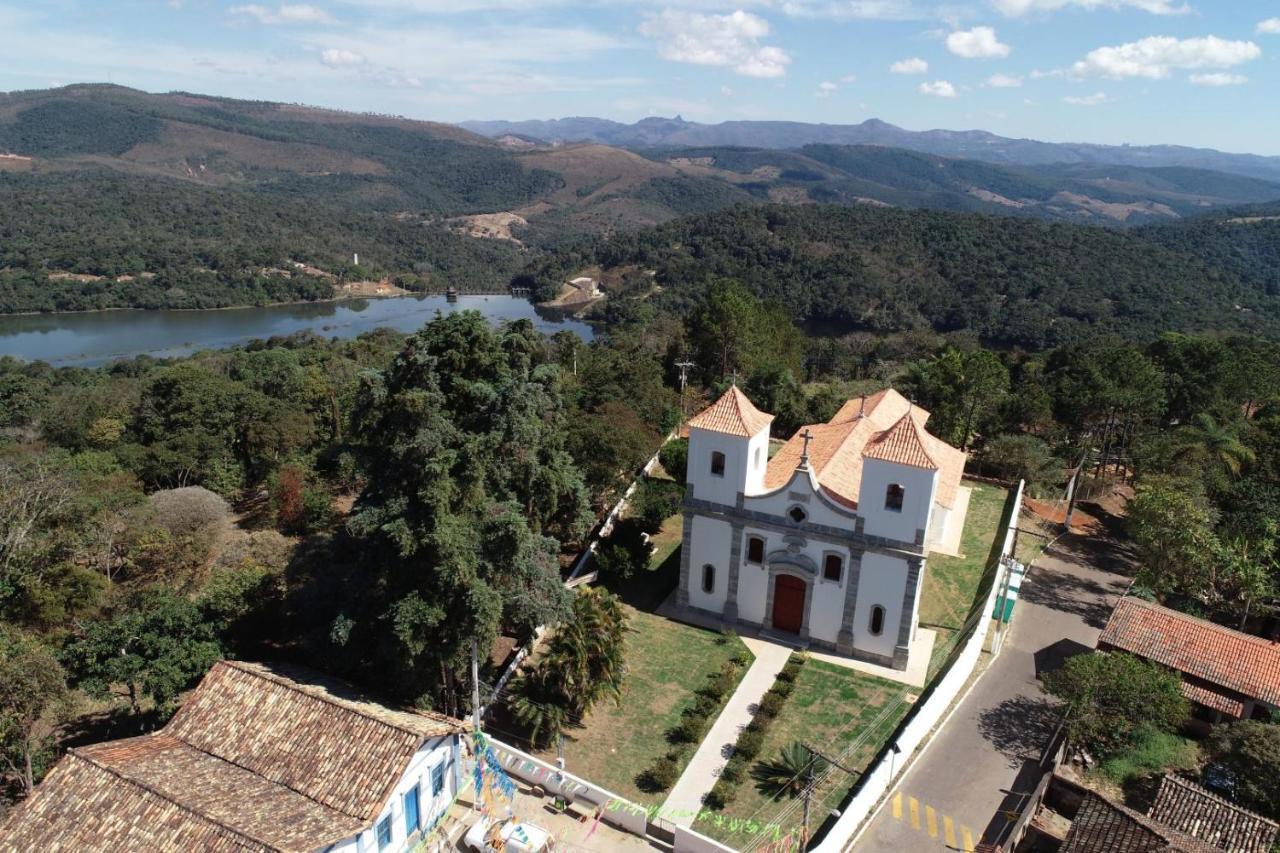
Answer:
0 295 594 367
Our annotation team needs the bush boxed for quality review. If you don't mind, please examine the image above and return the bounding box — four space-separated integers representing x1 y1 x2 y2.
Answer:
705 781 735 810
736 729 765 761
758 692 785 719
631 478 684 533
659 439 688 482
689 693 719 718
1097 726 1200 786
720 756 746 784
772 680 795 699
731 649 752 667
981 434 1062 496
593 520 651 579
639 757 682 792
703 670 737 700
672 713 708 744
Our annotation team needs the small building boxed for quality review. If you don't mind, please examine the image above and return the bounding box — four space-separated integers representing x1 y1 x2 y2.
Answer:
1148 775 1279 853
1097 597 1280 722
0 660 472 852
677 386 966 671
1061 789 1229 853
568 275 602 298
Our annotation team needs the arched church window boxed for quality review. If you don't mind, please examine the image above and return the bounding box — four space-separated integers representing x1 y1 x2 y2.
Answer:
885 483 905 512
746 536 765 564
869 605 886 636
710 451 726 477
702 563 716 593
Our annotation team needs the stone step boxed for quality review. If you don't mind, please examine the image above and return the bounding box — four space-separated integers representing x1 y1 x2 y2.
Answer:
758 630 810 650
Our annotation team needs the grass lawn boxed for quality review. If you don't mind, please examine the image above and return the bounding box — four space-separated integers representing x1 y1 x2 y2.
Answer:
647 511 684 571
919 482 1012 632
1095 729 1201 789
538 607 751 805
706 660 911 845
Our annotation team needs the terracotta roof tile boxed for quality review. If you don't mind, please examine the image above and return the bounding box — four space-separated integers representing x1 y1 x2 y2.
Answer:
1149 775 1279 853
687 386 773 437
1099 598 1280 707
1179 680 1246 718
863 413 939 470
764 387 966 509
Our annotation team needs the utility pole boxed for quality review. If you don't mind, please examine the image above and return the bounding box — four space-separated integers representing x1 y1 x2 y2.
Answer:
799 743 858 851
1063 449 1088 532
470 639 481 732
675 357 695 422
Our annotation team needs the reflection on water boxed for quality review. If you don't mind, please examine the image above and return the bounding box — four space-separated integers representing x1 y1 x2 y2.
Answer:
0 295 594 367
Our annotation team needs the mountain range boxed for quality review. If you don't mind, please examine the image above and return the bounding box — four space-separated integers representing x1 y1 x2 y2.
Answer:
461 116 1280 184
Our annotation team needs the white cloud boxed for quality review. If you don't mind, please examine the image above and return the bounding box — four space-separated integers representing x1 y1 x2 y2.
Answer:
1070 35 1261 79
1064 91 1111 105
889 56 929 74
946 26 1011 59
1257 18 1280 35
918 79 957 97
993 0 1188 16
231 4 335 25
1190 72 1246 86
815 80 838 97
320 48 365 67
776 0 925 20
985 72 1022 87
720 85 735 96
640 9 791 78
839 73 857 83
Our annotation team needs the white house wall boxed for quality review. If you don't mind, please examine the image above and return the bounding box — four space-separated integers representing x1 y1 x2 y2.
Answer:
807 557 849 645
687 427 768 507
737 527 769 624
743 469 852 531
852 552 909 660
687 515 732 613
324 735 461 853
858 459 937 546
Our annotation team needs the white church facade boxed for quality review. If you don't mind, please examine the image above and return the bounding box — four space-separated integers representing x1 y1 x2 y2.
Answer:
677 387 967 671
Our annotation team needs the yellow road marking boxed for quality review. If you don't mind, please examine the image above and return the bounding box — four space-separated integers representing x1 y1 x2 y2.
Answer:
944 815 956 848
962 826 975 851
926 805 938 838
909 797 920 830
892 792 902 820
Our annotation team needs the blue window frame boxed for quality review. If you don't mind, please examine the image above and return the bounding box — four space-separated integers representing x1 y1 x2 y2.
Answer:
404 784 421 835
431 762 445 796
376 815 392 849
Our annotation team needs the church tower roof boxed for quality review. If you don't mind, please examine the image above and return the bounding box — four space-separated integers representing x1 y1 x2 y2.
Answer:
862 412 939 470
687 386 774 437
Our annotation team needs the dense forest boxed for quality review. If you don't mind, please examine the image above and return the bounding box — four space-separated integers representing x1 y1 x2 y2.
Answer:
521 203 1280 349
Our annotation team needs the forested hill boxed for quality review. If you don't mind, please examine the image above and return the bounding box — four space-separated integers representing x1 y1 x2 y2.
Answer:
522 204 1280 349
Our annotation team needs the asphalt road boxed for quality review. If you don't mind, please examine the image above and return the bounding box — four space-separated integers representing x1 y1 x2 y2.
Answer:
854 513 1134 852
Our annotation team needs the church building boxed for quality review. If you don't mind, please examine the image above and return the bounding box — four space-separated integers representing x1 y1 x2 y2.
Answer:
677 386 967 671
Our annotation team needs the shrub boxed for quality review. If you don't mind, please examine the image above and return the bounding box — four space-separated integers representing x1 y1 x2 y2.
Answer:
639 757 682 793
1098 726 1200 786
981 434 1063 496
632 478 684 533
758 692 785 719
720 756 746 784
659 439 688 482
704 671 737 699
672 714 708 744
705 781 734 811
689 693 719 718
772 680 795 699
736 729 765 761
731 649 752 667
593 520 651 580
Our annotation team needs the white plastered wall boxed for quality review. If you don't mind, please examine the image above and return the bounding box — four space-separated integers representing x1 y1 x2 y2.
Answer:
858 458 937 545
687 515 732 613
851 552 909 660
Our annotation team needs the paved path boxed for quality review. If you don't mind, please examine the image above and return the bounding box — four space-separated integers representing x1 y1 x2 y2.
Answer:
663 638 792 826
855 516 1134 852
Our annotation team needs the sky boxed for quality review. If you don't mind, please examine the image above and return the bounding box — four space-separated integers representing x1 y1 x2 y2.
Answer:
2 1 1279 154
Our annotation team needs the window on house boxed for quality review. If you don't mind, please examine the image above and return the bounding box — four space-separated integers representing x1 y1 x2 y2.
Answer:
869 605 886 636
754 447 762 469
746 536 765 564
823 554 843 582
710 451 726 476
431 762 445 797
404 784 421 835
788 505 807 523
702 564 715 593
885 484 905 512
376 815 393 850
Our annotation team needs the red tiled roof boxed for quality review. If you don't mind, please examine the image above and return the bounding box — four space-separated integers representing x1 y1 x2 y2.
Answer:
863 413 939 470
765 388 966 508
1063 791 1224 853
1180 680 1246 718
687 386 774 437
1099 597 1280 707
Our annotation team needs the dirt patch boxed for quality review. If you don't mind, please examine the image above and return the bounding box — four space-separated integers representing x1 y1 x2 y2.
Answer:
0 153 33 172
449 211 527 243
48 271 105 283
969 187 1027 208
339 280 406 297
1049 191 1178 222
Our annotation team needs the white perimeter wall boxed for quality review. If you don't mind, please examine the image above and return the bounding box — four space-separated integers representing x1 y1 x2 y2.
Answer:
326 735 461 853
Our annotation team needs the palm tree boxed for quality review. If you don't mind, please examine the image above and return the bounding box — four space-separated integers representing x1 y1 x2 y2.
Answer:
546 588 627 715
508 667 572 749
1175 413 1256 478
751 742 828 799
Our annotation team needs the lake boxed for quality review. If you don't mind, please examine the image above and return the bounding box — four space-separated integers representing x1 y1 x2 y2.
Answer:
0 295 594 367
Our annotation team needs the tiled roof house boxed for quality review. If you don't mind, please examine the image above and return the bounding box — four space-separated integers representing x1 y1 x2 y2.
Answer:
1062 791 1228 853
1098 597 1280 720
1149 775 1279 853
0 660 471 853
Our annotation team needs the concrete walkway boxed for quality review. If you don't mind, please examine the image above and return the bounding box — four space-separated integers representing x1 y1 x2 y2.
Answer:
855 512 1134 852
662 637 792 826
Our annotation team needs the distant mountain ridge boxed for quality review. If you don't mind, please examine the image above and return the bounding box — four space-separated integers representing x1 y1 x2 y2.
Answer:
460 116 1280 184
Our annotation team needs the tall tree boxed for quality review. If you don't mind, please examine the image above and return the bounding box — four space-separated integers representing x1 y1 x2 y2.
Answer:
1175 413 1257 480
0 628 68 796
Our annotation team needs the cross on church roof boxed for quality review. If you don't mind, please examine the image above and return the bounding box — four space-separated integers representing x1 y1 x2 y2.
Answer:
798 428 814 469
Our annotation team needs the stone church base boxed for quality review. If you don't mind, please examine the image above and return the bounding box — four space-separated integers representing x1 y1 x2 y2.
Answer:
656 592 935 689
